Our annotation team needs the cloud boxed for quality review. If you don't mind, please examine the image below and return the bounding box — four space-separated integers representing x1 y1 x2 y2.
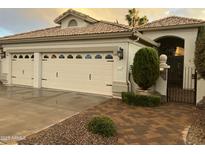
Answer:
0 8 205 37
0 27 13 36
0 8 59 36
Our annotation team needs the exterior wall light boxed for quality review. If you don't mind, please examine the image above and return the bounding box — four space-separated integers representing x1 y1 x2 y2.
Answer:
117 47 123 60
0 47 6 59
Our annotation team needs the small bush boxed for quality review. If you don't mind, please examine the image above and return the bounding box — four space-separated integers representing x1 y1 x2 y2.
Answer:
87 116 117 137
121 92 161 107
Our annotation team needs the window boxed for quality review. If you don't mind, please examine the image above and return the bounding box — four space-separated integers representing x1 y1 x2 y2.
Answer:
105 54 113 59
76 55 82 59
19 55 23 59
31 55 34 59
95 54 102 59
13 55 17 58
43 55 49 59
25 55 29 59
67 55 73 59
68 19 78 27
51 55 57 59
59 54 65 59
85 54 92 59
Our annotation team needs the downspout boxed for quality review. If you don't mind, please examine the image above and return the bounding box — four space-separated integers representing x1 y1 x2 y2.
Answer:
127 43 131 92
127 36 140 92
0 46 2 84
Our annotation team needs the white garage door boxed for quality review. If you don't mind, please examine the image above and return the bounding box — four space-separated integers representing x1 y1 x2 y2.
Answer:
11 53 34 86
42 52 113 95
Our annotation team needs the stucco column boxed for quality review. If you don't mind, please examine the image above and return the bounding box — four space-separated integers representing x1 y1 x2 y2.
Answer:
7 52 12 85
33 52 42 88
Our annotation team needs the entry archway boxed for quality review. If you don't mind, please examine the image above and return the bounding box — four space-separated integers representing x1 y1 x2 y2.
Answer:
155 36 185 88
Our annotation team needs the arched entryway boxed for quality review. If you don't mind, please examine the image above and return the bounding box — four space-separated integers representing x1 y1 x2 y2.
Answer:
155 36 184 88
155 36 197 104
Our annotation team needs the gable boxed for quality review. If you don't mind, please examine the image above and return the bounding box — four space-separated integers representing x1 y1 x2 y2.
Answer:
54 9 98 29
61 15 90 29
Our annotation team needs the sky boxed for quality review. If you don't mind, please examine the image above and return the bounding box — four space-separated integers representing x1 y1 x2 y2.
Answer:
1 8 205 37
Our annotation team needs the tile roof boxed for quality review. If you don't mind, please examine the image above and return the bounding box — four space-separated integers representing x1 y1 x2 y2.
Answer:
137 16 205 30
0 21 132 41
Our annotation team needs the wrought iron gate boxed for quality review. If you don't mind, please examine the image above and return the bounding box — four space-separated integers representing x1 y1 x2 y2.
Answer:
167 66 197 104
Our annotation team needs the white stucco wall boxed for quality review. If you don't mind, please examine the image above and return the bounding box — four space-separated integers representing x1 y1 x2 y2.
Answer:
142 28 205 103
142 28 198 67
155 71 168 96
128 41 145 66
1 38 145 96
0 56 9 74
197 78 205 103
61 16 89 28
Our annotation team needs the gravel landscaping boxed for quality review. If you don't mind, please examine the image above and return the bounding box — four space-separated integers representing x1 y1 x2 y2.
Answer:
18 113 117 145
187 109 205 144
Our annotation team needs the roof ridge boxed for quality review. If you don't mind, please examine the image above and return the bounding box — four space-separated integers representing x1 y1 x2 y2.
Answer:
142 15 205 27
168 15 205 22
1 26 60 39
99 20 132 30
141 16 175 26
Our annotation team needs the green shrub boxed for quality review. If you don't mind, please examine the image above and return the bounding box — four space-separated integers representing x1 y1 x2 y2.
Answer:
87 116 116 137
195 26 205 79
121 92 161 107
132 47 160 90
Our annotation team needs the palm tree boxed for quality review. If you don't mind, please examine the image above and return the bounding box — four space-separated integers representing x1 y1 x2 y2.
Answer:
138 16 149 26
126 8 148 27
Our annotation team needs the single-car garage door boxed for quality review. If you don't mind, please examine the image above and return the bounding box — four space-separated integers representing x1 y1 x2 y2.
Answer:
11 53 34 86
42 52 113 95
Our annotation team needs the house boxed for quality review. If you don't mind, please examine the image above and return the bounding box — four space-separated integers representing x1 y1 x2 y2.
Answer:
0 9 157 98
0 9 204 105
137 16 205 105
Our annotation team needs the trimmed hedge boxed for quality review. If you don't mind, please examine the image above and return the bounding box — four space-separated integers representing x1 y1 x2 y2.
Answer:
87 116 117 137
121 92 161 107
132 47 160 90
195 26 205 79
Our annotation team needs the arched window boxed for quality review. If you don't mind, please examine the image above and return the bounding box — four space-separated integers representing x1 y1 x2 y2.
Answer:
59 54 65 59
51 55 57 59
68 19 78 27
43 55 49 59
76 55 82 59
25 55 29 59
13 55 17 58
105 54 113 59
31 55 34 59
95 54 102 59
67 55 73 59
85 54 92 59
19 55 23 59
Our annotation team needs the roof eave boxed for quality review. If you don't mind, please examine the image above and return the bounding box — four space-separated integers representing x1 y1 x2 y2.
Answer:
0 31 133 45
138 23 205 31
132 31 160 47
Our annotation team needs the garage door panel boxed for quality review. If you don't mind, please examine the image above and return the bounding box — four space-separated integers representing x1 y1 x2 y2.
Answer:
11 53 34 86
42 52 113 95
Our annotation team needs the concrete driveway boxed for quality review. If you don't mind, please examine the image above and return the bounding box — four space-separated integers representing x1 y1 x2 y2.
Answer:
0 85 109 144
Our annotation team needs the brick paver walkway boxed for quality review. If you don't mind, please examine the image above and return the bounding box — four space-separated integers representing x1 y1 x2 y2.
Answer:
83 99 196 144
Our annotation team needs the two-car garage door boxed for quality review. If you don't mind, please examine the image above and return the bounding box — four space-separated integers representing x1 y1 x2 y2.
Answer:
11 52 113 95
41 52 113 95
